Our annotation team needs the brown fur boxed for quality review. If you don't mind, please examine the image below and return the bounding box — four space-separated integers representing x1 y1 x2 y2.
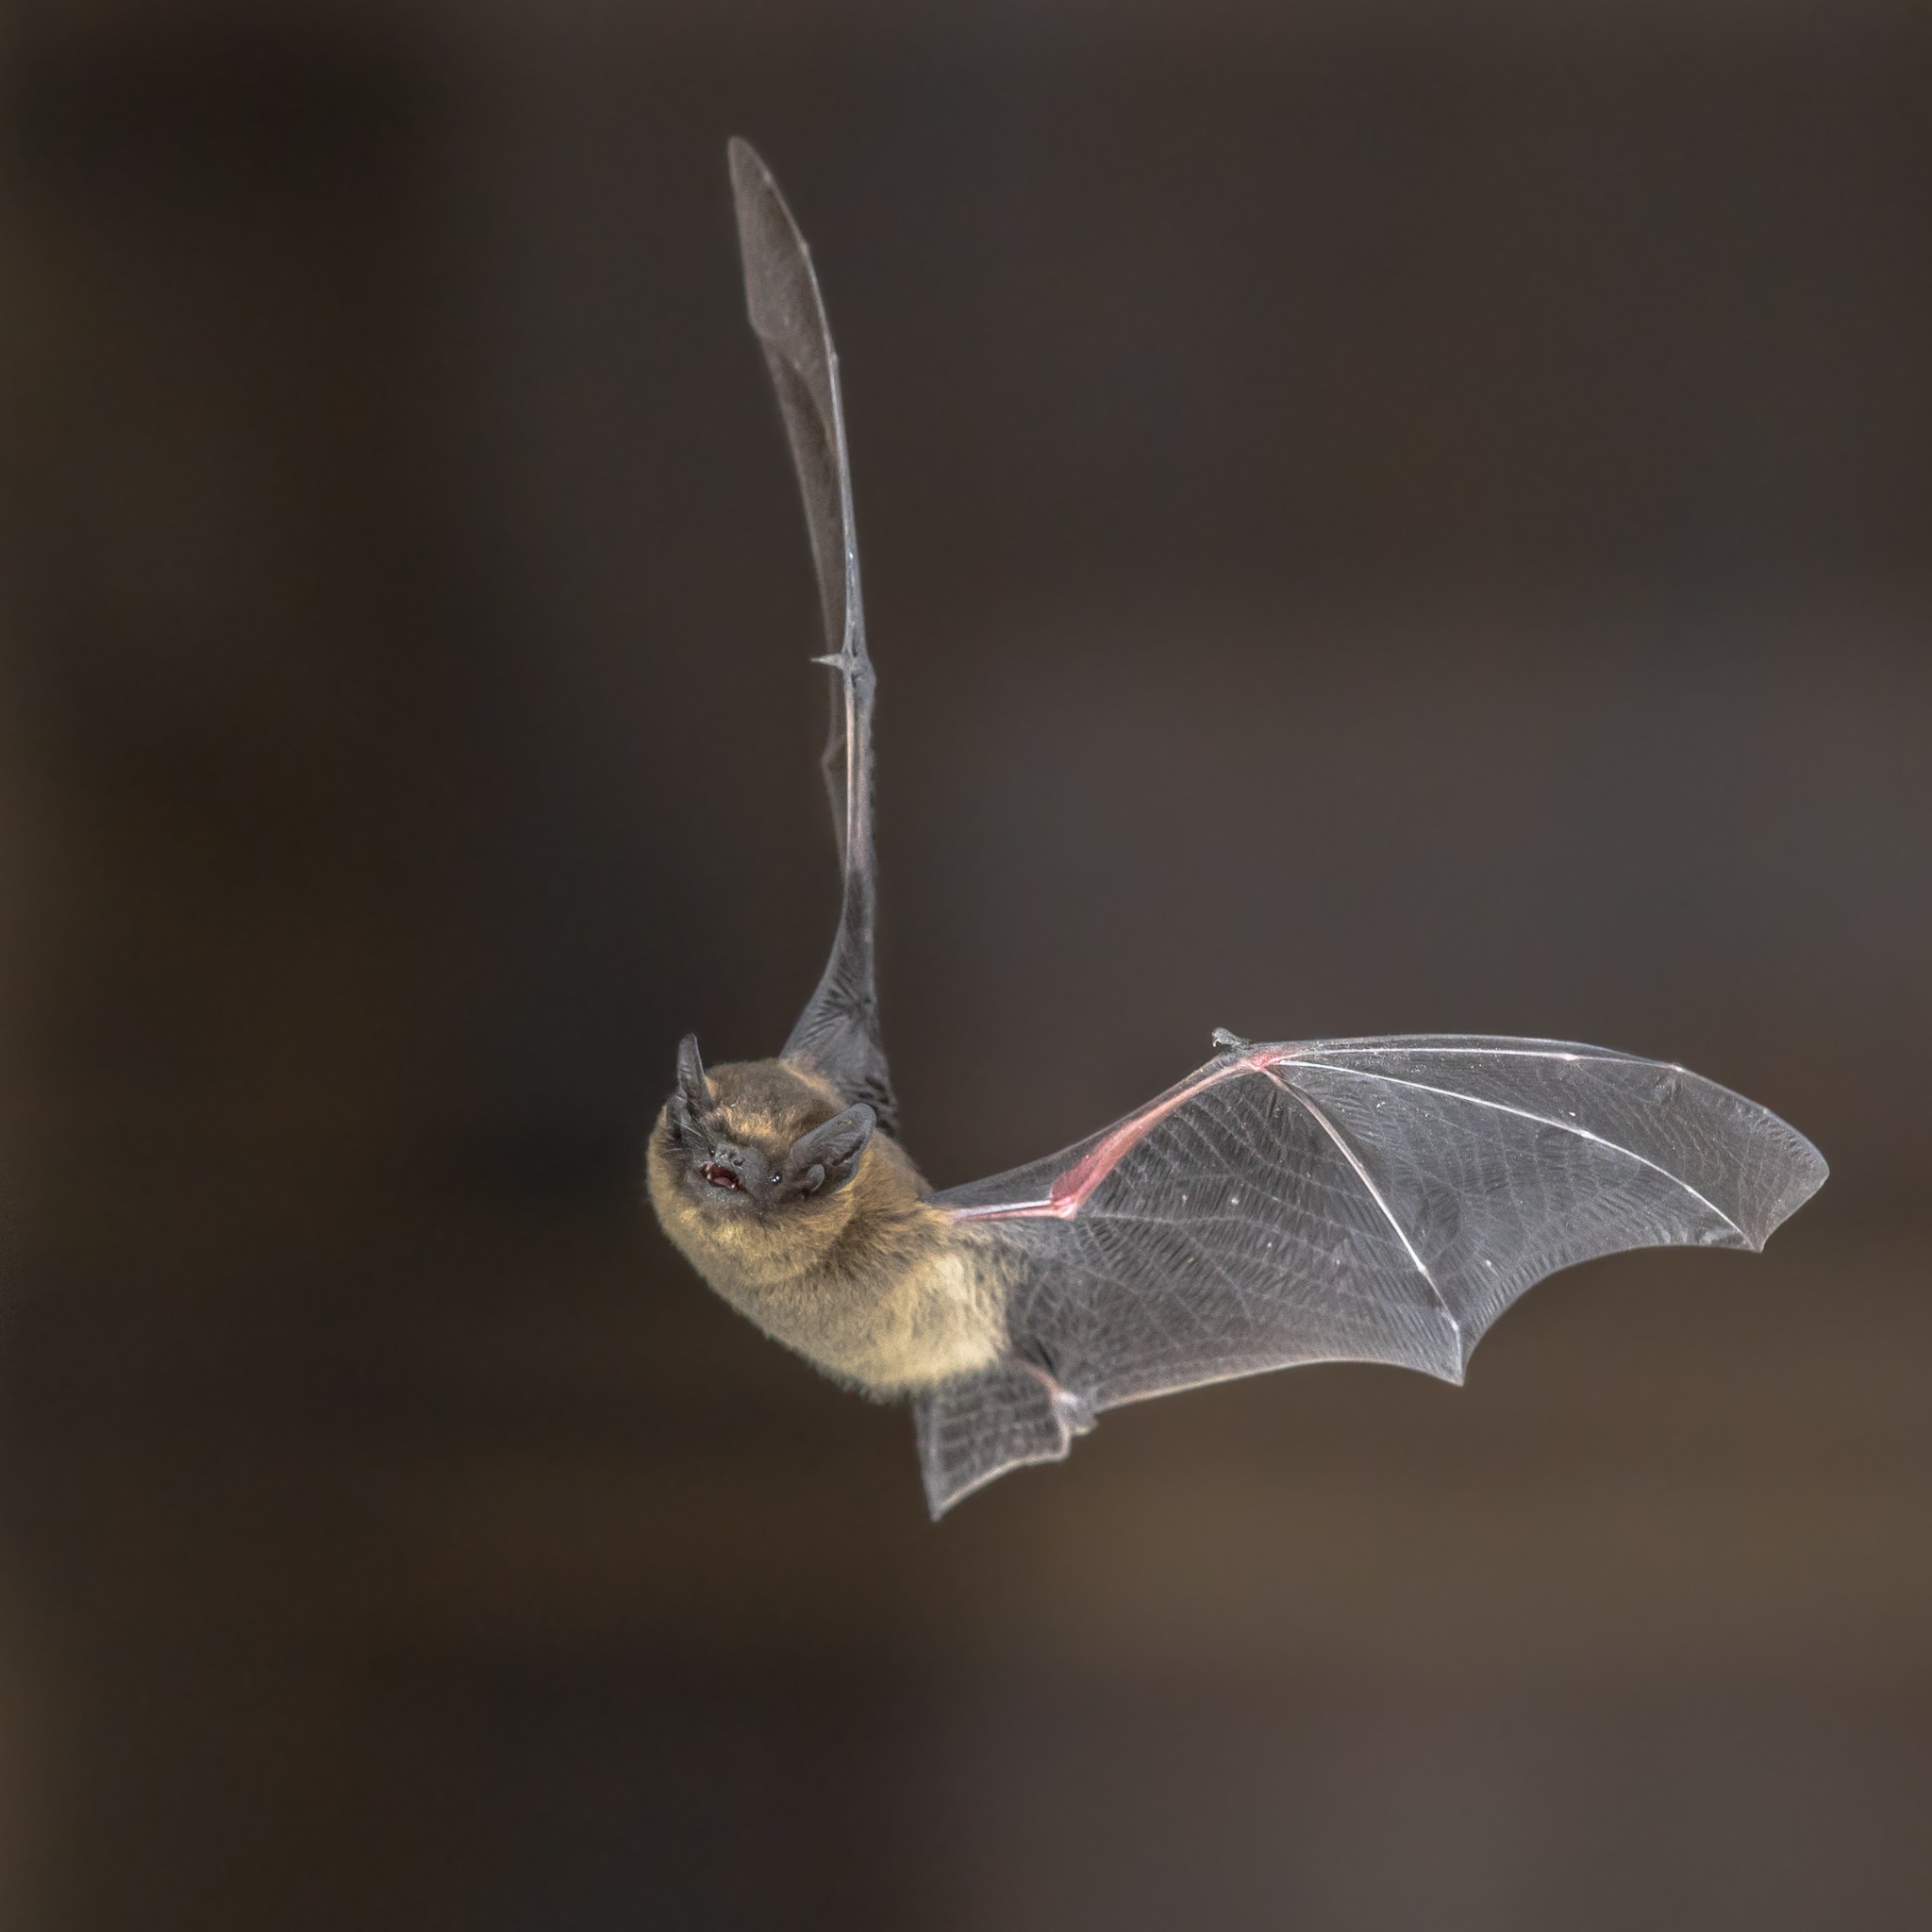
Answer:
646 1057 1008 1393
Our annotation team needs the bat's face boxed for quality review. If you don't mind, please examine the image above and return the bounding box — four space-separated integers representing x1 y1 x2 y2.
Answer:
650 1038 874 1225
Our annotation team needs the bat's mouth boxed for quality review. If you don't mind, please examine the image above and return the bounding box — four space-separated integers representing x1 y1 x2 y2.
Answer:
700 1162 742 1191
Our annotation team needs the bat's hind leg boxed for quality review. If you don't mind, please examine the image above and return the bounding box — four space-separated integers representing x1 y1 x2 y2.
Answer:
1008 1342 1095 1438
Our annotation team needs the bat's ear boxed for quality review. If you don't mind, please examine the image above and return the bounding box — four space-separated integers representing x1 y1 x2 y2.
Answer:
676 1035 712 1115
786 1105 875 1196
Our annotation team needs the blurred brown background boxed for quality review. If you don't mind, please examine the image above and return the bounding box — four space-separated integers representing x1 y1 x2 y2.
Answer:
0 2 1927 1926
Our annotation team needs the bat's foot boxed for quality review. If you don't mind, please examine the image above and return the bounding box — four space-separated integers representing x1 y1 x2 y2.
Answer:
1008 1348 1095 1436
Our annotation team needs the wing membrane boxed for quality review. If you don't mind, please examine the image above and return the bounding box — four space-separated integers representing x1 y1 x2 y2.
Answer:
918 1037 1825 1514
728 139 894 1127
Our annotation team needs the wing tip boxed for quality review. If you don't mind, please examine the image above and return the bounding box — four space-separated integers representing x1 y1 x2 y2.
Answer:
1741 1128 1829 1251
724 136 830 382
725 134 769 194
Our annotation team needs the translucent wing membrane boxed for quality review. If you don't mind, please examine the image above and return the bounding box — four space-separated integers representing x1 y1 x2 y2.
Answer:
918 1037 1825 1515
728 140 895 1128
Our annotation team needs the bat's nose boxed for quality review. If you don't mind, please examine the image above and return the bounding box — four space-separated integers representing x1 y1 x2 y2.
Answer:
700 1146 748 1191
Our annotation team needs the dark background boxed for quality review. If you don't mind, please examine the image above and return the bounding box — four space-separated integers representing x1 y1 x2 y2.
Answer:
0 2 1927 1926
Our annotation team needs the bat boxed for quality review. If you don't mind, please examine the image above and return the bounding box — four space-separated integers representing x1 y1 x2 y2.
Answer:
647 140 1828 1518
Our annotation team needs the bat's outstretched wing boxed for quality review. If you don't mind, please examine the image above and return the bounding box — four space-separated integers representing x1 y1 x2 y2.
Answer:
728 139 894 1130
918 1035 1826 1515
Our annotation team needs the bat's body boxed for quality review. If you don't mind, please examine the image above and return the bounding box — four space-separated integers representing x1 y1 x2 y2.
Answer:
650 141 1827 1516
648 1052 1005 1392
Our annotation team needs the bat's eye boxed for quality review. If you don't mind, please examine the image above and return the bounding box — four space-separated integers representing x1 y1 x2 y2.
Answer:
700 1162 741 1191
770 1172 782 1186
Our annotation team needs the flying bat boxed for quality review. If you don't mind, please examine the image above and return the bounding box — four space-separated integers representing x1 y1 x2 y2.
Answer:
647 140 1828 1517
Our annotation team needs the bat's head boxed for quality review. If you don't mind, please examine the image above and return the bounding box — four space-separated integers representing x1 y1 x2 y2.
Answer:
650 1036 875 1232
